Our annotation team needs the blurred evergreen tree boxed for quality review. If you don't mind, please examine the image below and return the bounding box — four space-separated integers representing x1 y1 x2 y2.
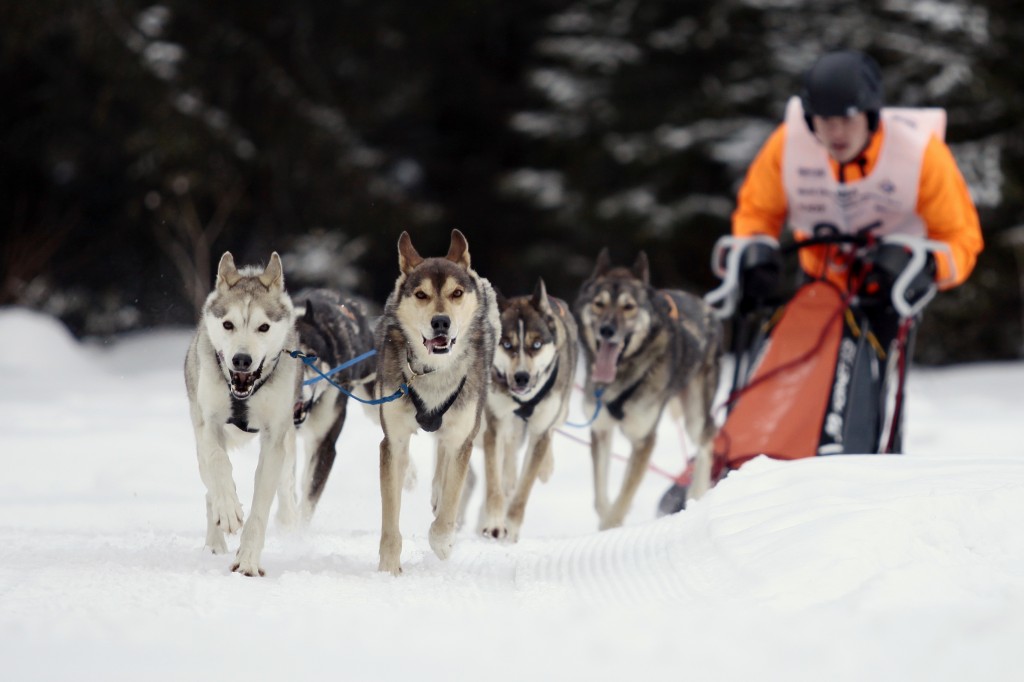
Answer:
0 0 1021 360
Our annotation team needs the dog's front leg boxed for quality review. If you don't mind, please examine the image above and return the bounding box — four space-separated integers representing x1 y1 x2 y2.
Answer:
504 430 552 543
378 430 411 575
500 427 519 496
233 426 291 576
537 436 555 484
602 431 656 530
430 440 448 516
590 426 613 520
275 431 299 528
430 433 475 561
680 387 717 503
203 495 228 554
479 411 508 539
194 422 242 553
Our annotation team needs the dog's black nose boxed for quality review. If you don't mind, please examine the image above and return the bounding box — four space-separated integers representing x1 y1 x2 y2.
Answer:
599 324 616 339
431 315 451 335
232 353 253 371
513 371 530 387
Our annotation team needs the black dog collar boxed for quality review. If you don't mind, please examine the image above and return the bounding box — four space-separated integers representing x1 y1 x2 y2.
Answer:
512 360 560 421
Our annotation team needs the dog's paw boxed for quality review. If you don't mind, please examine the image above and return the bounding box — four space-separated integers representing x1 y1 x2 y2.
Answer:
428 521 455 560
230 561 265 577
211 493 244 534
205 532 229 555
378 555 403 576
478 510 508 540
379 534 403 575
598 513 625 531
231 548 265 577
479 524 508 541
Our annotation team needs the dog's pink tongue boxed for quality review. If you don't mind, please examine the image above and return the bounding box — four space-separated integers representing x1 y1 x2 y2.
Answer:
424 336 445 349
592 341 621 384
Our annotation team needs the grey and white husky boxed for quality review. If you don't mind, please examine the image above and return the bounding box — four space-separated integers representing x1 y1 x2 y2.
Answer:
375 229 499 575
477 278 578 542
184 252 301 576
574 249 723 530
284 289 377 524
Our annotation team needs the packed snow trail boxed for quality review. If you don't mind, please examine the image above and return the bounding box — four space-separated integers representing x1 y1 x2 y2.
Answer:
4 308 1024 682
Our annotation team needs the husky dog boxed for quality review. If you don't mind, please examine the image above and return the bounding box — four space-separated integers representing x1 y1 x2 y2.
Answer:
184 252 301 576
574 249 723 530
478 278 578 542
282 289 377 524
375 229 499 575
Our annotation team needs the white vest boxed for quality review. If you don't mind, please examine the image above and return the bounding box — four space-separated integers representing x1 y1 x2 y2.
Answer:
781 96 946 240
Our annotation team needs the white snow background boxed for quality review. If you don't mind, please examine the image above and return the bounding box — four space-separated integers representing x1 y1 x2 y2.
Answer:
1 306 1023 681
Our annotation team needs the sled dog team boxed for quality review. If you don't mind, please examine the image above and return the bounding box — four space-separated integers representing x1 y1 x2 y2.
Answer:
185 230 722 576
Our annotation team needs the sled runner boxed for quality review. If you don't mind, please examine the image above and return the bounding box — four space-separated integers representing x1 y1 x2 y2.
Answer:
704 224 953 482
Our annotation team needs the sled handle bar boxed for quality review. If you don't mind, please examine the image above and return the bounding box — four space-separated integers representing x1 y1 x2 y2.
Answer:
704 233 954 320
880 235 954 318
705 235 780 320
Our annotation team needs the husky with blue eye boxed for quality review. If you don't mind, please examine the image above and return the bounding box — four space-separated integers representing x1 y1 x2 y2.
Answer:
476 278 578 542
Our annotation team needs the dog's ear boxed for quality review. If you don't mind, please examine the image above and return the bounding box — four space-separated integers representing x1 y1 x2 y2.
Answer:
446 229 471 269
632 251 650 286
590 248 612 279
398 231 423 275
493 285 509 311
303 299 317 323
216 252 242 288
259 252 285 291
532 277 553 316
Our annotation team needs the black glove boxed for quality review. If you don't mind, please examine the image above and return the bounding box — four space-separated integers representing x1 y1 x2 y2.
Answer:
739 242 782 311
859 243 936 310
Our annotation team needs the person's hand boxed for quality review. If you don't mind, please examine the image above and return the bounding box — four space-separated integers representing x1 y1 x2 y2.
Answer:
858 242 936 308
739 241 782 311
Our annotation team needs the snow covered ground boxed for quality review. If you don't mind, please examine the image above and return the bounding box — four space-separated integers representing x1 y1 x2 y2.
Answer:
1 306 1023 681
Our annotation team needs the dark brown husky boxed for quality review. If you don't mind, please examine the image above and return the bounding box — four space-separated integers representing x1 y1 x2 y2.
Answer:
574 249 723 529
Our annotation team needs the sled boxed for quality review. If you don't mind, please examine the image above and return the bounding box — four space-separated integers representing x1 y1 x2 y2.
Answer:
704 225 953 481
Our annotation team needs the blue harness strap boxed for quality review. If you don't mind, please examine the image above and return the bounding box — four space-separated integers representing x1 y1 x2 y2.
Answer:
287 349 407 405
300 348 379 386
563 386 605 428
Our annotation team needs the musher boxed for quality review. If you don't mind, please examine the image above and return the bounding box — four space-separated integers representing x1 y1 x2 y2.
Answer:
659 49 983 514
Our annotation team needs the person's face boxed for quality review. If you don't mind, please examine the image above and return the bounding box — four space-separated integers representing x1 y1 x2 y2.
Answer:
812 112 871 163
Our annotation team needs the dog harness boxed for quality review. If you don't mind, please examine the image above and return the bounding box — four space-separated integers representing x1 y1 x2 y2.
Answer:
659 291 680 320
604 378 644 421
511 359 560 421
406 376 468 432
228 396 260 433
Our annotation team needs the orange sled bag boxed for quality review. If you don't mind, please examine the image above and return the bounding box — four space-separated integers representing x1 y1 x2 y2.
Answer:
713 280 886 478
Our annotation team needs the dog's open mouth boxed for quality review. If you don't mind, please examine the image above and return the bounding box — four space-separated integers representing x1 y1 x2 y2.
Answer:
229 365 263 399
423 335 455 355
509 379 533 396
592 341 622 384
293 399 309 425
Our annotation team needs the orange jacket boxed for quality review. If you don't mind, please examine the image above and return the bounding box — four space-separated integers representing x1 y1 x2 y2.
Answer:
733 121 983 290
